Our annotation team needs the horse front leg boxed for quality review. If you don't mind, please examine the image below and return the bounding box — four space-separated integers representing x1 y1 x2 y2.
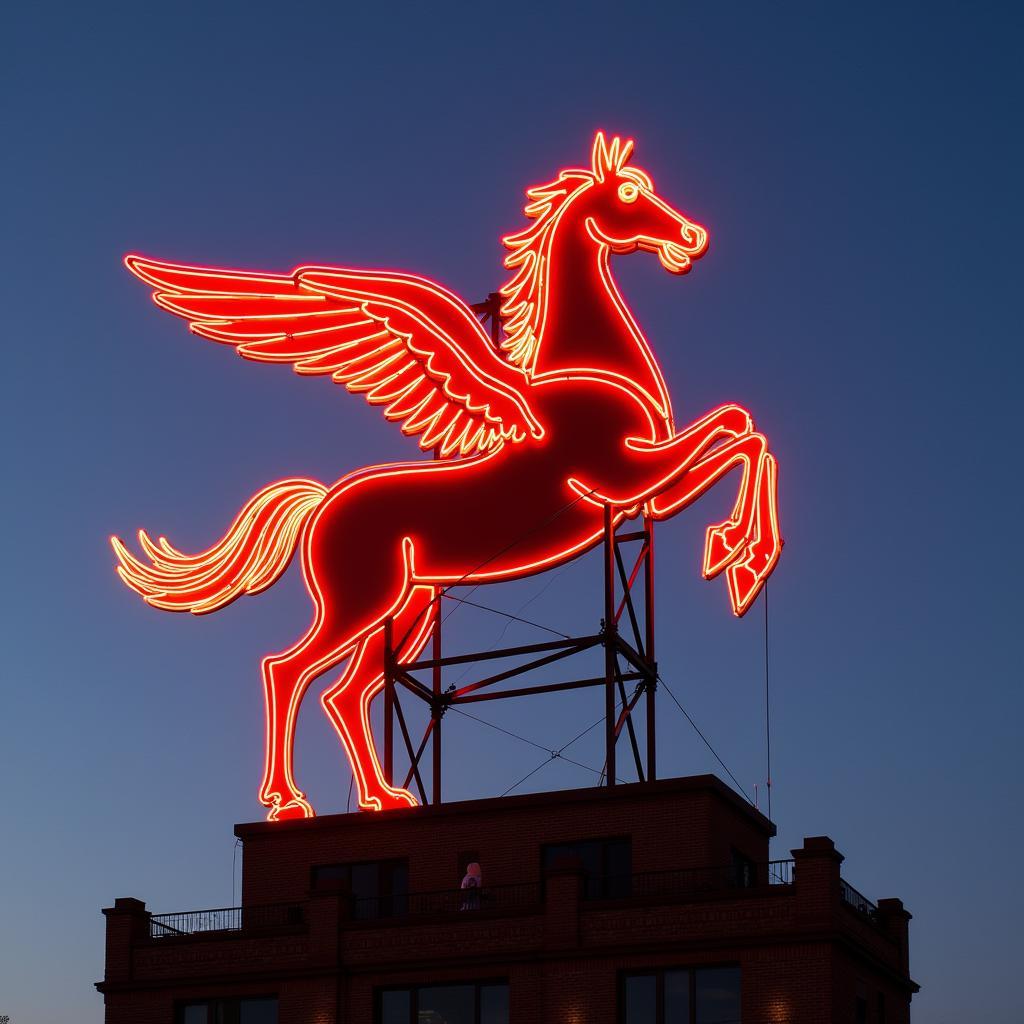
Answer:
723 452 781 614
648 432 781 615
576 404 755 507
650 430 766 572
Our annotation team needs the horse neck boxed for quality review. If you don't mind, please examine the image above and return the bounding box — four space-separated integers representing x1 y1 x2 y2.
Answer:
532 220 673 422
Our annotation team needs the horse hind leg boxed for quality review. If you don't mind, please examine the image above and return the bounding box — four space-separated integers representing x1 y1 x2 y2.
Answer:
321 585 437 811
259 607 359 821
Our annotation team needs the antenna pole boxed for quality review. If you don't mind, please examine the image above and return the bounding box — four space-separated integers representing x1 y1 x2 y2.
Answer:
764 583 772 825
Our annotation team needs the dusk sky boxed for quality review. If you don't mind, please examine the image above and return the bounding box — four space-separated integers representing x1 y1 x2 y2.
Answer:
3 3 1022 1022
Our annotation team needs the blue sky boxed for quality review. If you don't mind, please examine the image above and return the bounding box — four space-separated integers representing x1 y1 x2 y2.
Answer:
2 2 1022 1021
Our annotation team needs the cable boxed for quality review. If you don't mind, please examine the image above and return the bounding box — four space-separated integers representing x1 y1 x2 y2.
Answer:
657 673 753 804
449 705 551 755
764 582 772 825
450 705 606 779
441 593 571 639
447 565 574 686
500 758 554 797
492 698 630 797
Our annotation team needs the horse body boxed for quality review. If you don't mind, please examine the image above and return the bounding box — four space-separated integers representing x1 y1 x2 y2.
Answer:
113 132 783 818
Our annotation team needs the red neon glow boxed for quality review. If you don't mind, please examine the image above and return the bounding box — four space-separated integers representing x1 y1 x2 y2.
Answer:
113 132 783 818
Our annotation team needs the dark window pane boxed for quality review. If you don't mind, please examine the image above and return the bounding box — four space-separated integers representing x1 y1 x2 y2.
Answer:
544 838 632 899
624 974 657 1024
576 840 604 886
350 862 379 900
312 864 348 887
239 999 277 1024
351 863 381 919
388 861 409 917
665 969 692 1023
480 984 510 1024
418 984 474 1024
731 850 755 888
180 1005 208 1024
695 967 741 1024
542 843 575 869
606 838 632 879
380 989 410 1024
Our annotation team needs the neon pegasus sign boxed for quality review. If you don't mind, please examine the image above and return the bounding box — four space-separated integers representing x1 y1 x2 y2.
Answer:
113 132 782 818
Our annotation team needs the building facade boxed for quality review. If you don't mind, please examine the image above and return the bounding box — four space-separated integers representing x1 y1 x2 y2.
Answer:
97 775 916 1023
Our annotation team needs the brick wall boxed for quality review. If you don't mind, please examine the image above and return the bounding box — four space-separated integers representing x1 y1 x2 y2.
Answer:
237 775 773 905
98 776 918 1023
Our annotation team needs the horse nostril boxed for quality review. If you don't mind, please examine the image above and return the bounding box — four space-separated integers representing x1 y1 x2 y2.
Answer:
681 223 707 252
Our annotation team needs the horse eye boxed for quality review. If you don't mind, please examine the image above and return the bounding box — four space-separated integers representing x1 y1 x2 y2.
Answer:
618 182 639 204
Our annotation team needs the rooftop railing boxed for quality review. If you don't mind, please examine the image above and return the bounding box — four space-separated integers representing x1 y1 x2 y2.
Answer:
592 859 795 903
149 902 305 939
146 859 797 937
840 878 878 918
767 859 796 885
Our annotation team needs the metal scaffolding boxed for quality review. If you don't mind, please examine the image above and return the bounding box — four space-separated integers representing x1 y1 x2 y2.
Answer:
381 506 659 804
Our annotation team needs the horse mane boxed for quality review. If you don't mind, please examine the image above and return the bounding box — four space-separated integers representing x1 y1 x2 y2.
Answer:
500 134 636 374
499 170 592 373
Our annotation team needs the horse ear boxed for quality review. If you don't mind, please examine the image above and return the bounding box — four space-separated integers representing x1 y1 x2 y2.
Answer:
591 131 634 180
591 131 611 182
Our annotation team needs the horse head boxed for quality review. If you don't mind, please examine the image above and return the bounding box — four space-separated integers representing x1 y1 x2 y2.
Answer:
501 132 710 375
582 131 709 274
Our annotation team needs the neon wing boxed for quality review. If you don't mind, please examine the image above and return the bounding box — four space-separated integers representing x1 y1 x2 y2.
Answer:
125 256 542 457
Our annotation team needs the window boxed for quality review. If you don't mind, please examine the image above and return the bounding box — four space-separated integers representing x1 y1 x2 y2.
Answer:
311 858 408 919
378 981 508 1024
730 849 756 889
855 981 868 1024
177 997 277 1024
542 836 631 899
622 967 741 1023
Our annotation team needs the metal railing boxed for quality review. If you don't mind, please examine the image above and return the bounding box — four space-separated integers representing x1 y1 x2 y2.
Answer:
149 902 305 939
147 860 797 937
840 878 878 918
590 859 795 903
352 860 798 920
351 880 539 921
767 859 795 885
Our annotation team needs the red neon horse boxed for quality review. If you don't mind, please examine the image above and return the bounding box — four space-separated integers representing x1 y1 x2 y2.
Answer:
113 132 782 819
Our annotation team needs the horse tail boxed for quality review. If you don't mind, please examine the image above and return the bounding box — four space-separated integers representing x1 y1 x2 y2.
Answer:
111 478 328 615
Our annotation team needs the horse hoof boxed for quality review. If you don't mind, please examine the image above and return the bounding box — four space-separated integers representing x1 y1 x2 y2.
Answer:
726 561 759 616
726 546 777 616
380 788 418 810
703 524 744 578
266 797 315 822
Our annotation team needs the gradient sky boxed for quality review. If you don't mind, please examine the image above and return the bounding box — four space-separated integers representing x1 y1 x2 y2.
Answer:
3 3 1022 1022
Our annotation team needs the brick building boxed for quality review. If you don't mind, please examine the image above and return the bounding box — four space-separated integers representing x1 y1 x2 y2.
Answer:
97 775 917 1023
